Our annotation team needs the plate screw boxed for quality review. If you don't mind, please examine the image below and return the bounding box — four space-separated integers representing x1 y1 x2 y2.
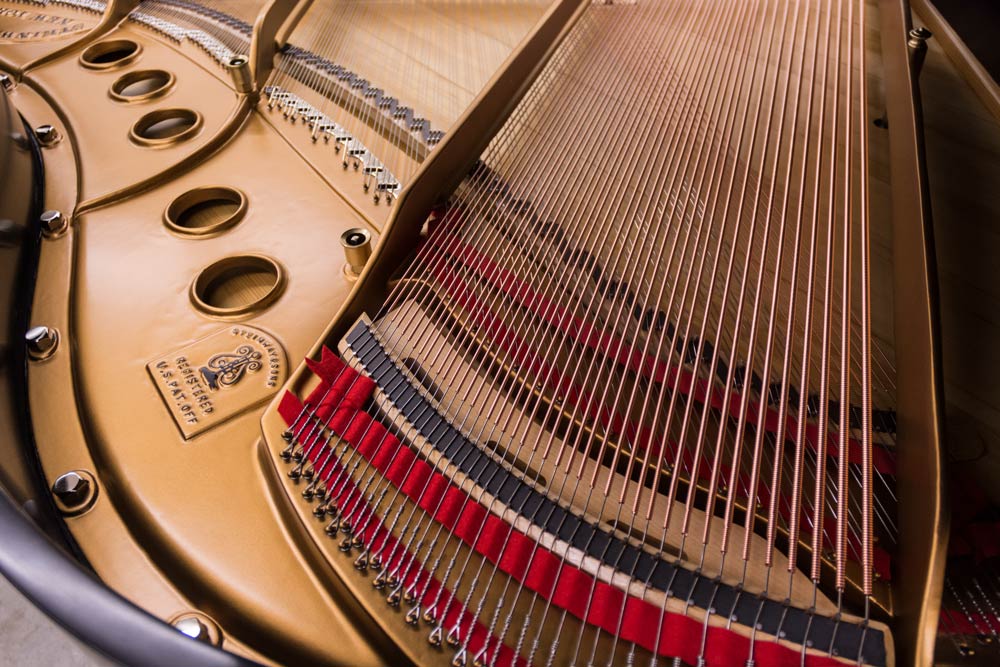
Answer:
26 325 59 360
39 210 67 237
170 613 221 645
52 471 95 513
0 74 12 91
35 124 61 147
174 617 211 643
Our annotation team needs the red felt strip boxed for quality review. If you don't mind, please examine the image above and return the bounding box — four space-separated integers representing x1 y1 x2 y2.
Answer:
302 449 525 667
286 344 891 581
437 236 894 476
428 266 893 579
278 356 858 667
939 610 1000 636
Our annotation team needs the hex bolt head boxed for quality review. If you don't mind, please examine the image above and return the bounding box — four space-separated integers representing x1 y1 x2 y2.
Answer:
174 617 211 642
0 74 12 92
52 472 90 508
25 325 59 360
51 471 98 516
39 210 67 237
35 124 61 147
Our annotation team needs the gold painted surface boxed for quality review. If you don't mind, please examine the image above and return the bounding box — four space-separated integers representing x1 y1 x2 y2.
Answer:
0 6 89 43
0 3 99 69
21 68 397 662
24 23 241 204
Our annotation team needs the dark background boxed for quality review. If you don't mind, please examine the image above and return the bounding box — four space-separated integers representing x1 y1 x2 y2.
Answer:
933 0 1000 82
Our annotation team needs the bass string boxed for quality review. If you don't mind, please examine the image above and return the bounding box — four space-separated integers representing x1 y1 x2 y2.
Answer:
406 3 796 664
286 1 880 664
382 0 844 636
494 3 772 656
358 1 712 656
300 10 608 584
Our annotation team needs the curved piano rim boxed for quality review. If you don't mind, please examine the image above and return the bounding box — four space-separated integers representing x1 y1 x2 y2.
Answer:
0 81 265 667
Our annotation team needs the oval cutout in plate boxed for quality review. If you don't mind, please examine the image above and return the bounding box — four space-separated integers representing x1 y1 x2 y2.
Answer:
190 255 285 319
80 39 141 70
130 108 202 147
110 69 175 103
165 187 247 237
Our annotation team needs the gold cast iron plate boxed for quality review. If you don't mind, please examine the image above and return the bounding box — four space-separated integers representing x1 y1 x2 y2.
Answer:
0 7 87 43
147 325 287 440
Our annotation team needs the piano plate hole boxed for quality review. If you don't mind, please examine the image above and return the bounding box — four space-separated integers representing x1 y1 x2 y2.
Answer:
130 108 202 147
165 187 247 237
190 255 285 319
110 69 175 103
80 39 142 70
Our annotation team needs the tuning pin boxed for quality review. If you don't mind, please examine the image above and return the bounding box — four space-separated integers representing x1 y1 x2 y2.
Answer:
339 537 353 553
405 605 421 626
352 535 364 549
354 551 369 571
446 626 461 647
404 585 417 605
313 501 328 519
292 447 304 462
428 625 443 647
302 465 315 480
302 481 318 501
472 648 488 667
340 519 353 535
325 514 340 536
451 648 467 667
369 555 382 572
387 584 403 607
280 440 296 460
372 571 388 590
288 463 304 480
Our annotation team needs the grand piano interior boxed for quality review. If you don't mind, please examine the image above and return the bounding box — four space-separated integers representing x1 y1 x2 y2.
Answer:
1 1 999 666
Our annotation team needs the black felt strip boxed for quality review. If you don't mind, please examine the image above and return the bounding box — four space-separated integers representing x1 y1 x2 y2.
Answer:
345 322 886 666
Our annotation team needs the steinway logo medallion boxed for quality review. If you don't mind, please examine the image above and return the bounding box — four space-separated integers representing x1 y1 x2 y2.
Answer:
0 8 88 43
199 345 263 390
147 327 287 440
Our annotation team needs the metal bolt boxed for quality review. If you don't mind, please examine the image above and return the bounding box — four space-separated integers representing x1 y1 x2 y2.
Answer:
35 124 61 147
174 617 212 643
26 325 59 360
52 471 94 512
908 26 932 47
0 74 12 92
226 55 253 94
340 227 372 280
39 210 67 237
907 27 932 79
